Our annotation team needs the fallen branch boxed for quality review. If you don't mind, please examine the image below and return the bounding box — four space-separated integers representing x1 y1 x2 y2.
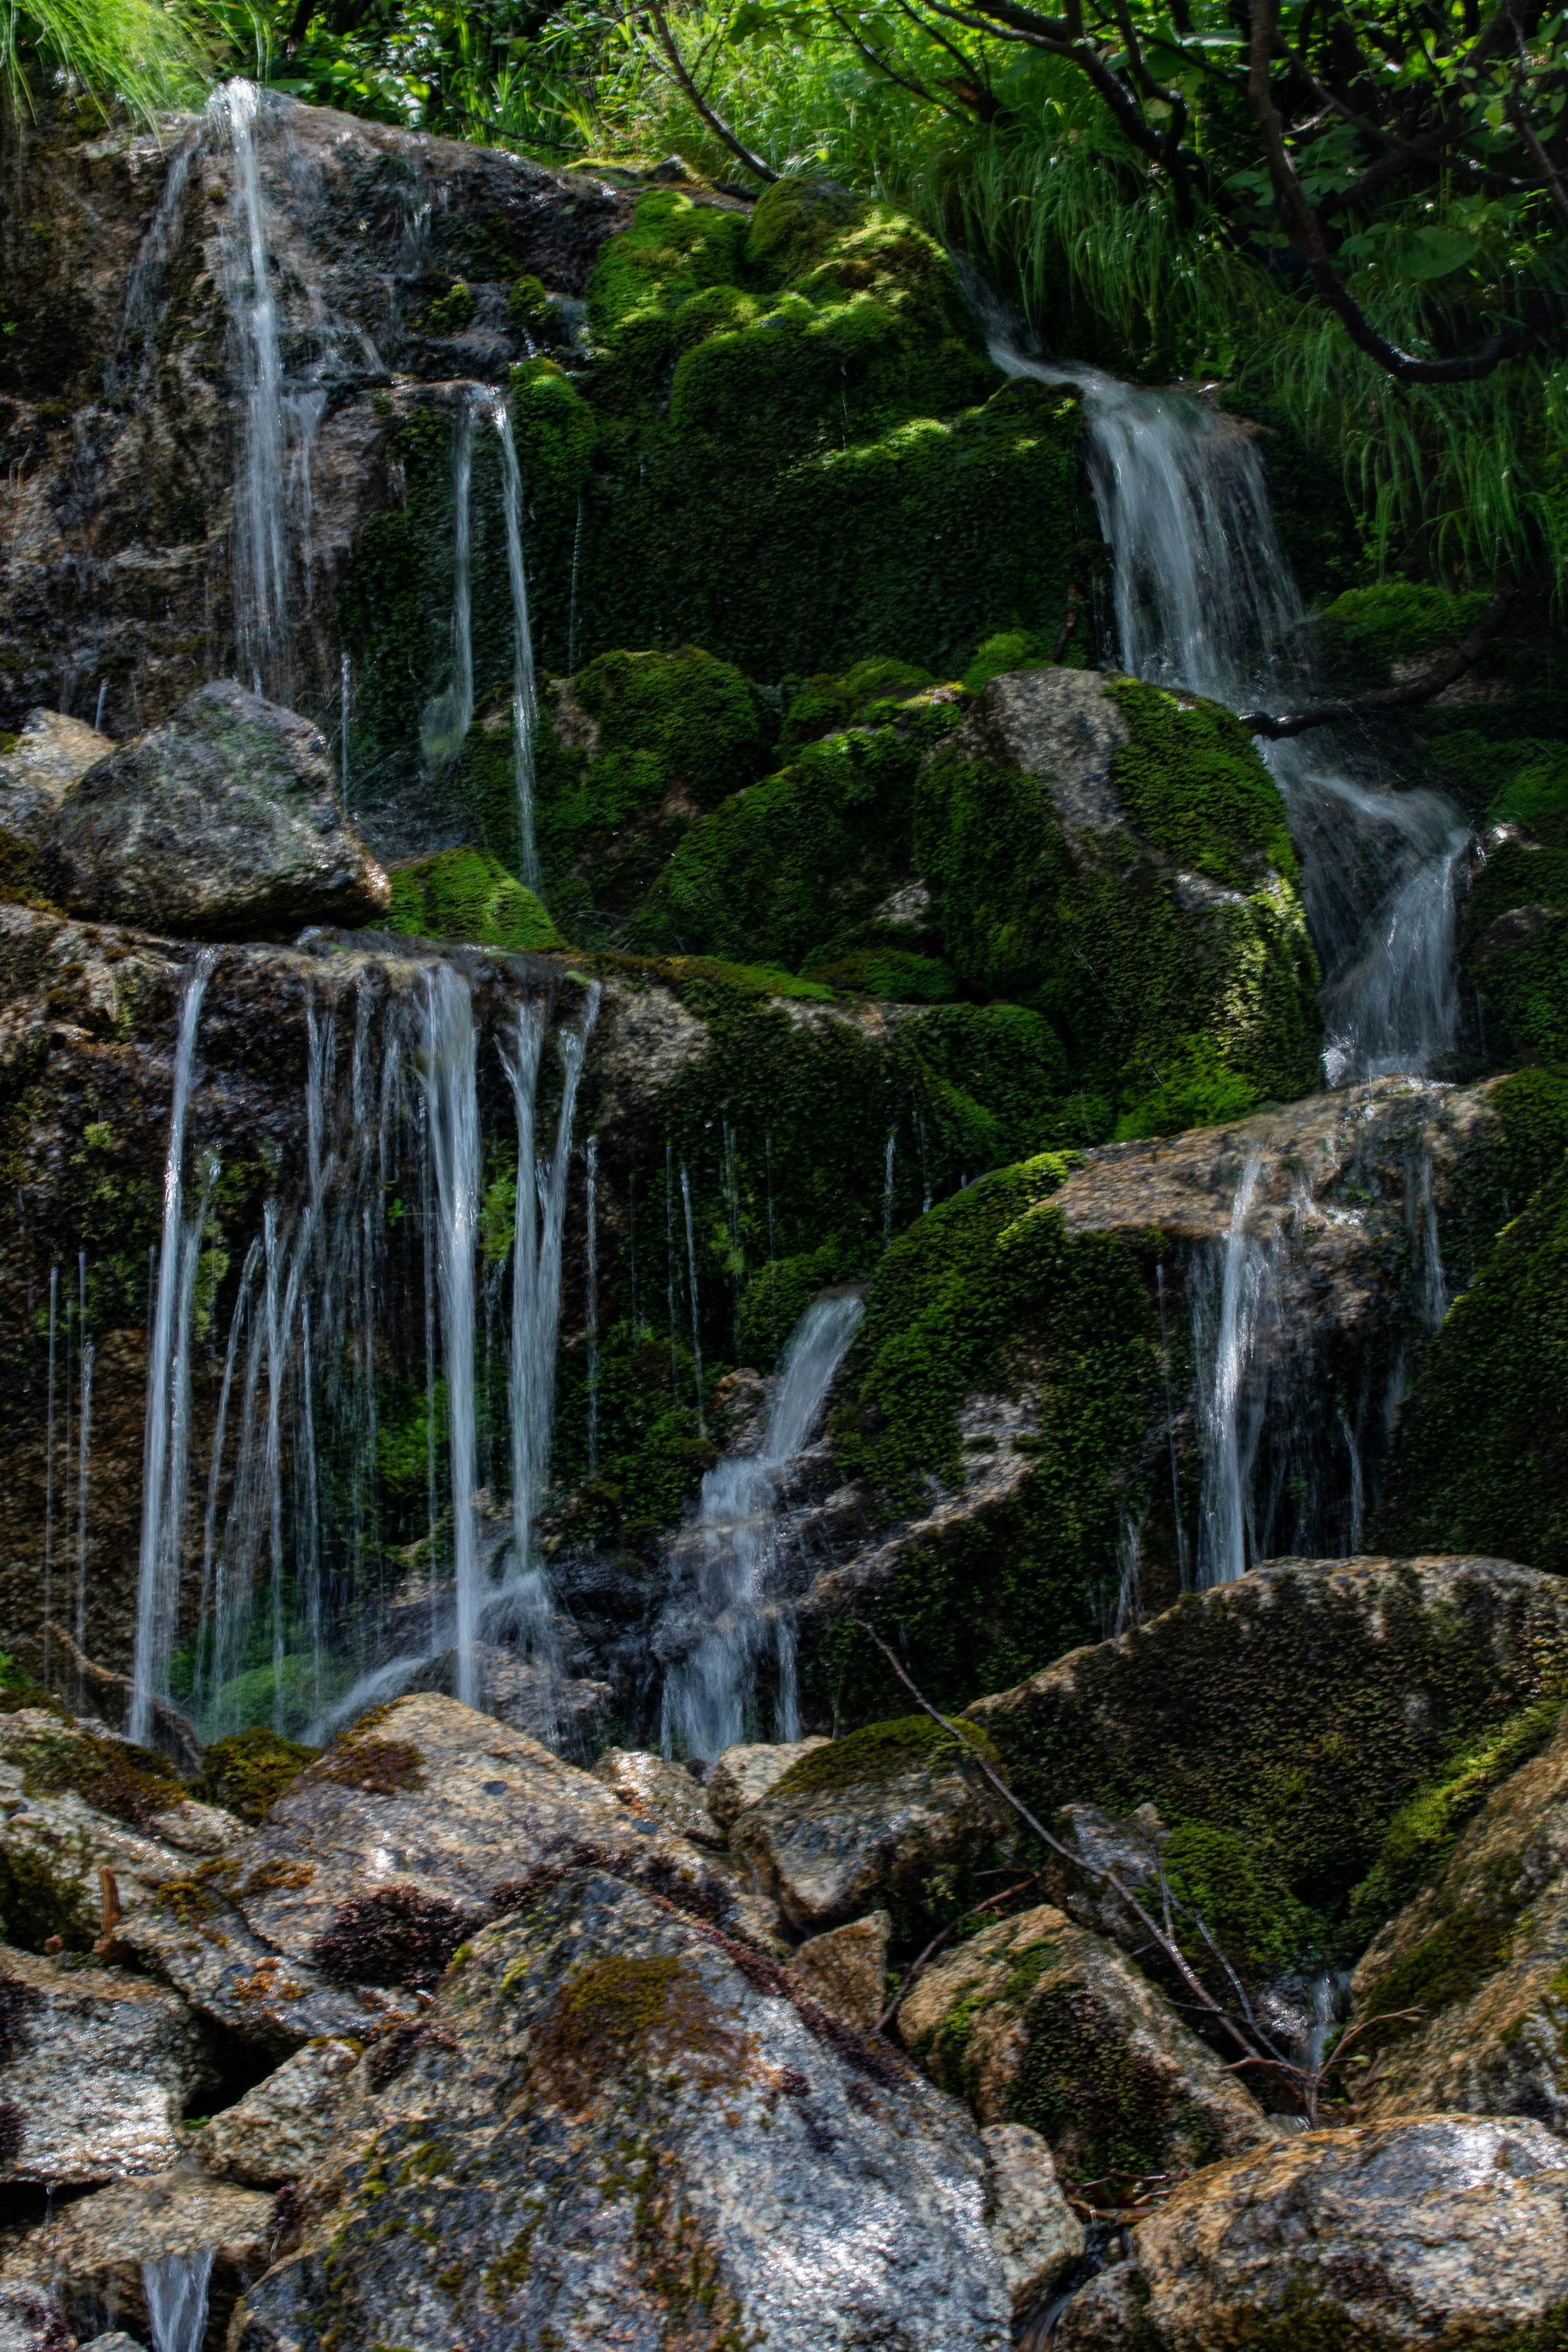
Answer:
1238 570 1516 741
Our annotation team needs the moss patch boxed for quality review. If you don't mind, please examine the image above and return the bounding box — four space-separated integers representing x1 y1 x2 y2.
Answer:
308 1737 427 1797
192 1727 320 1823
13 1723 181 1829
386 848 562 955
770 1712 1000 1800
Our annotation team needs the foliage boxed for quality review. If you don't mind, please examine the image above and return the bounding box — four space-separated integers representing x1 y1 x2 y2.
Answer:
1461 816 1568 1065
2 0 209 123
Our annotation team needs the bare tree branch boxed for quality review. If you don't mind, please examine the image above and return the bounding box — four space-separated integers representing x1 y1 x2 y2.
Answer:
1239 569 1517 739
640 0 778 182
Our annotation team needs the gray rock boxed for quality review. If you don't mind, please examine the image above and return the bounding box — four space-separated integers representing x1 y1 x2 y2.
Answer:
195 2038 362 2186
1351 1698 1568 2128
0 2283 72 2352
789 1910 891 2029
1052 2115 1568 2350
982 2123 1085 2319
74 2337 147 2352
228 1866 1013 2352
590 1746 723 1846
706 1737 829 1831
0 1944 207 2185
36 681 389 938
729 1724 1005 1932
0 710 112 848
944 668 1132 838
7 2169 273 2350
898 1902 1278 2183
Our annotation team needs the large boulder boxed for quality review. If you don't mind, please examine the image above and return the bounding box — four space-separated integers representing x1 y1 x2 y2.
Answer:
0 710 112 848
728 1714 1008 1932
193 2038 362 2188
1350 1697 1568 2127
1052 2115 1568 2350
706 1737 830 1830
898 1902 1278 2184
229 1866 1014 2352
6 2170 273 2349
122 1693 741 2052
963 1557 1568 1950
36 681 389 937
0 1944 207 2185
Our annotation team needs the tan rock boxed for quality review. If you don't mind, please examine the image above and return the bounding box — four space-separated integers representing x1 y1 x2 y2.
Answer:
591 1747 723 1846
0 709 111 848
195 2036 362 2185
790 1911 891 2030
898 1903 1277 2184
982 2123 1085 2318
1053 2115 1568 2350
0 1943 206 2186
7 2168 273 2348
706 1738 830 1832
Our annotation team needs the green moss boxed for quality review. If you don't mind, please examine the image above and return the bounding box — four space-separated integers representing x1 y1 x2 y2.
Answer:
960 630 1053 693
0 1839 97 1952
1357 1903 1516 2048
309 1736 427 1796
15 1723 180 1828
425 281 476 332
1009 1980 1225 2180
385 848 562 954
192 1727 321 1823
1376 1149 1568 1572
507 357 595 499
507 275 566 347
780 657 935 750
1106 682 1298 886
1460 818 1568 1066
771 1711 1000 1799
1162 1820 1322 1975
1317 582 1490 668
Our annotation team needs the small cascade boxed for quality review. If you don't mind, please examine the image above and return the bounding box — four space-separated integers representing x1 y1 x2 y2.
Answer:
216 81 289 694
487 392 543 887
882 1131 896 1247
993 346 1470 1081
143 2247 214 2352
420 401 477 769
130 951 218 1745
1193 1152 1270 1589
416 964 483 1707
114 130 200 395
680 1163 705 1431
75 1255 94 1665
659 1291 865 1757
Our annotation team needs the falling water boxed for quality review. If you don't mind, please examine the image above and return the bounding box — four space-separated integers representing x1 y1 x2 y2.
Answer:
421 403 476 768
143 2248 214 2352
75 1252 93 1661
585 1134 600 1474
417 965 483 1706
882 1132 896 1247
130 952 218 1745
1194 1152 1268 1590
488 393 542 887
680 1164 705 1432
993 345 1468 1082
660 1292 864 1756
340 651 352 799
216 81 288 693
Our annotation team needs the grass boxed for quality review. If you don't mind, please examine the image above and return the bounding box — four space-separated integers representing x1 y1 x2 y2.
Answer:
2 0 211 120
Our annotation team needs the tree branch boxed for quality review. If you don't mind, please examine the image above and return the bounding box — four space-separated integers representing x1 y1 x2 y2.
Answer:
1239 568 1517 739
640 0 778 181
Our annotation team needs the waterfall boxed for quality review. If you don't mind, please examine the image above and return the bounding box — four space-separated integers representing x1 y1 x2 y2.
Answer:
487 392 542 888
1193 1152 1270 1589
585 1134 600 1474
129 952 218 1746
143 2248 214 2352
421 402 476 769
680 1164 705 1432
417 965 483 1707
660 1292 864 1757
882 1132 896 1247
74 1256 93 1663
216 81 288 694
993 347 1469 1082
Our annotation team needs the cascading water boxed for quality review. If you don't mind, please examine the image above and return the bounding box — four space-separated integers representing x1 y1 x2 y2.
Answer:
416 964 484 1706
143 2247 215 2352
486 391 543 888
217 81 289 695
1193 1152 1269 1590
420 401 477 769
993 347 1470 1083
659 1291 864 1757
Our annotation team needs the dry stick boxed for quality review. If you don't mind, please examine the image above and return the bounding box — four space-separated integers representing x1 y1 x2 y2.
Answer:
1239 570 1517 741
875 1876 1038 2032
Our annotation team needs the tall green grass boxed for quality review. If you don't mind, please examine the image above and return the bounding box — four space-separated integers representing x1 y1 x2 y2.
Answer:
2 0 212 120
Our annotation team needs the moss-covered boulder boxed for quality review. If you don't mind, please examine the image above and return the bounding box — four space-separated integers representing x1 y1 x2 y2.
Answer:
963 1558 1568 1956
898 1900 1277 2183
1348 1695 1568 2129
386 846 561 953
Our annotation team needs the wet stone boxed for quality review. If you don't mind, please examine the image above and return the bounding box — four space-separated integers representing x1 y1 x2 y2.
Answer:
0 1944 207 2187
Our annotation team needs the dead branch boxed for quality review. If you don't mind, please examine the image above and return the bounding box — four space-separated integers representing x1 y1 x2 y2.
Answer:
1238 569 1516 740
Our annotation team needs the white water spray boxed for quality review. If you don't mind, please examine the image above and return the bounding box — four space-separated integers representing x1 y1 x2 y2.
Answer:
417 964 483 1706
421 402 476 768
488 392 542 888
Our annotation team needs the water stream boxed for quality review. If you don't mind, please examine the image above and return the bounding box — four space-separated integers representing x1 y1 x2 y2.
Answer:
659 1291 865 1757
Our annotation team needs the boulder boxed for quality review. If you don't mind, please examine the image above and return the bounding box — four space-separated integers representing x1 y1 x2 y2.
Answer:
729 1716 1007 1931
75 2337 145 2352
0 1944 207 2185
0 710 112 848
898 1902 1278 2184
1051 2115 1568 2350
122 1694 739 2052
7 2169 274 2349
981 2123 1085 2319
1350 1698 1568 2128
590 1746 723 1846
964 1557 1568 1945
228 1866 1012 2352
946 667 1133 840
10 1626 201 1774
194 2038 362 2187
706 1737 831 1831
789 1910 891 2029
36 682 389 938
0 1708 243 1953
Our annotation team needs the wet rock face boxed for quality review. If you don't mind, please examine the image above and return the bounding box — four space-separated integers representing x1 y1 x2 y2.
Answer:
899 1902 1277 2185
945 668 1133 839
1052 2115 1568 2350
0 2285 71 2352
1350 1699 1568 2129
0 1943 207 2186
36 682 388 937
193 2038 361 2187
0 710 112 848
7 2168 274 2350
981 2123 1085 2319
705 1737 831 1830
729 1720 1008 1931
229 1865 1013 2352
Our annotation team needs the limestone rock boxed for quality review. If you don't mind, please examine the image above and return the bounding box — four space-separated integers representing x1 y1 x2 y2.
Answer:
194 2038 362 2187
0 710 112 848
1051 2115 1568 2350
982 2123 1085 2319
36 681 389 938
0 2284 71 2352
729 1723 1004 1931
590 1746 723 1846
8 2170 273 2350
229 1866 1012 2352
1350 1699 1568 2127
706 1736 831 1830
944 668 1132 839
0 1944 207 2185
789 1910 891 2029
898 1902 1277 2183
